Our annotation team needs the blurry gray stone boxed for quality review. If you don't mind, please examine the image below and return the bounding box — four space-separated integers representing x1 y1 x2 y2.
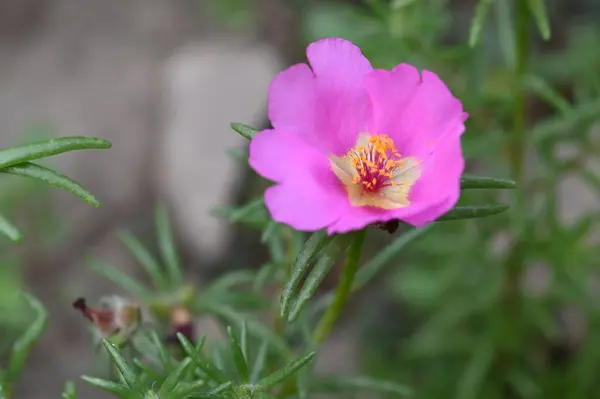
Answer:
158 39 281 263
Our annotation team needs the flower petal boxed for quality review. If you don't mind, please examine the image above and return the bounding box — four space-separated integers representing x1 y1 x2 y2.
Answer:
401 134 465 225
365 65 467 159
268 38 373 155
249 129 327 184
265 177 348 232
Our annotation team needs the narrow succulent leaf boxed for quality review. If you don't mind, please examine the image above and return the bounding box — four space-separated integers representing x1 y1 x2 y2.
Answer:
280 230 334 317
150 330 174 372
6 294 48 391
251 340 269 383
227 326 250 383
177 333 228 383
102 339 138 389
460 175 516 190
468 0 494 47
1 162 101 207
0 136 111 169
203 304 293 359
436 205 509 221
231 123 259 140
240 320 249 361
159 358 194 396
81 376 130 396
0 213 22 242
87 258 150 300
456 340 494 399
526 0 551 40
313 375 414 397
524 75 570 113
258 352 316 389
172 379 207 397
203 381 234 396
61 381 77 399
119 231 166 290
288 237 349 322
156 204 183 287
354 226 432 290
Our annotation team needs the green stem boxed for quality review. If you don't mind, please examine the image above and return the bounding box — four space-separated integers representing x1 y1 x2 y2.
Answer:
498 1 530 396
313 229 367 345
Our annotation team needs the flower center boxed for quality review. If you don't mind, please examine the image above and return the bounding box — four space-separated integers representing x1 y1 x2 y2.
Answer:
348 134 402 192
330 133 422 210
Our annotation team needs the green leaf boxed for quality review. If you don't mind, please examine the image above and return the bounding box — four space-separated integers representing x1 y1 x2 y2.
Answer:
227 326 250 383
177 333 229 383
5 294 48 394
456 340 494 399
159 357 194 396
280 230 334 318
102 338 138 389
119 231 167 290
0 213 22 242
468 0 494 47
1 162 101 207
526 0 550 40
81 376 130 396
231 123 259 140
0 381 6 399
313 375 414 397
172 379 207 397
288 237 350 322
437 205 509 221
87 258 150 300
460 175 516 190
61 381 77 399
0 136 111 169
354 226 432 290
156 204 183 287
240 320 249 362
524 75 570 114
250 339 269 383
202 381 234 396
258 352 316 389
204 305 293 359
150 330 174 372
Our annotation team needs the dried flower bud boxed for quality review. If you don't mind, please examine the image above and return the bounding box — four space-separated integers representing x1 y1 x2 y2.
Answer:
165 306 195 350
73 296 142 345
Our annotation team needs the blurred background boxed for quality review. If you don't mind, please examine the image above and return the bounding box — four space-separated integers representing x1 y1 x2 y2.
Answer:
1 0 599 398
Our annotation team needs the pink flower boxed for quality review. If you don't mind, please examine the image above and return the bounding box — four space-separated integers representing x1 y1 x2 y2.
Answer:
249 38 467 234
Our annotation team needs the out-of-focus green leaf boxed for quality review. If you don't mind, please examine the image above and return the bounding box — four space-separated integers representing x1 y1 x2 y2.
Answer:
456 340 494 399
231 123 259 140
119 231 166 290
61 381 77 399
437 205 509 221
524 75 570 114
468 0 494 47
0 136 111 169
313 375 414 397
494 0 515 67
460 175 516 190
288 236 349 322
280 230 334 318
81 376 130 396
172 379 207 397
102 339 138 389
5 294 48 396
156 204 183 287
526 0 550 40
1 162 101 207
354 226 432 290
0 213 22 242
227 326 250 383
87 258 150 300
258 352 316 389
